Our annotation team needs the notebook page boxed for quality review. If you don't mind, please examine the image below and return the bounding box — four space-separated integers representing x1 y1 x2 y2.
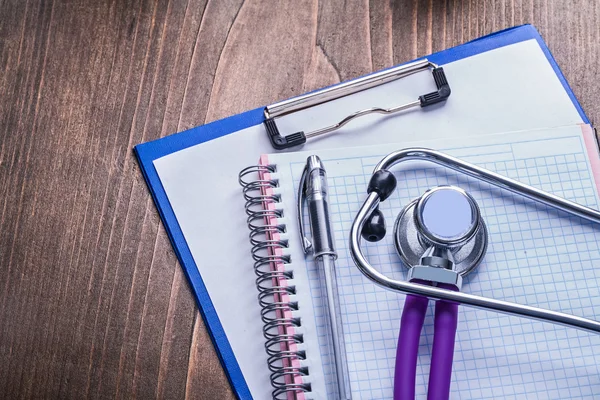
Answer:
265 124 600 399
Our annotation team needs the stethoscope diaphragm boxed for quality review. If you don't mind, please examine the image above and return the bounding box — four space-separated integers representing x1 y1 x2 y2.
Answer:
393 186 488 277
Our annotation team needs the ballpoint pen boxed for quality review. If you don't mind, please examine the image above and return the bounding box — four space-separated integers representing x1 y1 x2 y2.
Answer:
298 155 352 400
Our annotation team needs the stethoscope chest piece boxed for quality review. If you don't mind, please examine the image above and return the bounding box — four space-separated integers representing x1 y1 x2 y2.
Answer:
394 186 488 279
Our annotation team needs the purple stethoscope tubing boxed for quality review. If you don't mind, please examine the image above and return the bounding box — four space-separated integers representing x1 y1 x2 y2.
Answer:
395 294 429 399
429 298 459 399
395 286 458 400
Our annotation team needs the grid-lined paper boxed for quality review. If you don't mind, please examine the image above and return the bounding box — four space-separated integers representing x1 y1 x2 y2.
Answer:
270 127 600 399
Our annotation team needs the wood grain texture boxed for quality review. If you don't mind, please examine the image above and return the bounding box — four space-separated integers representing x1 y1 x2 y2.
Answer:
0 0 599 398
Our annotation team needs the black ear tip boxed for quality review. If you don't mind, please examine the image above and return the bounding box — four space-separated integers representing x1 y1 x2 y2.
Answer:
361 208 386 242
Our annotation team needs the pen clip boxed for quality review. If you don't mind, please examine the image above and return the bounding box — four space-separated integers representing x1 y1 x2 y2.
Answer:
297 164 312 254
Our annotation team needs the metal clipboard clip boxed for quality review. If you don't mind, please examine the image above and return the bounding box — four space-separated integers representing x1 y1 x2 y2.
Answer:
263 59 451 150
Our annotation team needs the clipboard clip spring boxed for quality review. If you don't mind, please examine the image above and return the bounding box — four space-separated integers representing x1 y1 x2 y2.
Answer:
263 59 451 150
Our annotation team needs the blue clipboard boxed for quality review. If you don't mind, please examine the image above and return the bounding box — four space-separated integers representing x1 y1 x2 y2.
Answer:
134 24 589 399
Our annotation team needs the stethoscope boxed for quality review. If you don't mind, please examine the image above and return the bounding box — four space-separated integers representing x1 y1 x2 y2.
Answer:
349 148 600 400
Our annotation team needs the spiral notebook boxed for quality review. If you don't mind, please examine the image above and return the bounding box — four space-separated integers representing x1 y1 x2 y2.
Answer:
239 124 600 399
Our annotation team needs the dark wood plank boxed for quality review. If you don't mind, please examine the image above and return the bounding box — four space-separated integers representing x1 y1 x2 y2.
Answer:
315 0 372 81
368 0 394 71
0 1 599 399
204 0 316 122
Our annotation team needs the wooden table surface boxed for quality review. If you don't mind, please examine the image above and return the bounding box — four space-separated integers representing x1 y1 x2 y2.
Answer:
1 1 599 399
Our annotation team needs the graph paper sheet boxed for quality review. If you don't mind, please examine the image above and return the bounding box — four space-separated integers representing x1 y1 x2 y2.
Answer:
264 124 600 399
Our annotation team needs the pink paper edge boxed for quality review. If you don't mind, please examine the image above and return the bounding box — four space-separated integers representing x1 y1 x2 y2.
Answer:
580 124 600 197
259 155 306 400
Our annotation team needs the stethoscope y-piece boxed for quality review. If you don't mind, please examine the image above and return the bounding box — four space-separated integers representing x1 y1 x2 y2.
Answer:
394 186 488 288
350 147 600 334
263 59 451 149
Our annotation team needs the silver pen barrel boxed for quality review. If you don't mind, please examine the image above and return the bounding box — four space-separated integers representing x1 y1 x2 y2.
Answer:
305 168 335 258
315 255 352 400
305 156 352 399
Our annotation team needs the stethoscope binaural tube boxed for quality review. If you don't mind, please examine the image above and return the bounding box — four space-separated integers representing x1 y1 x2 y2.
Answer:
350 148 600 334
395 291 429 399
428 295 459 399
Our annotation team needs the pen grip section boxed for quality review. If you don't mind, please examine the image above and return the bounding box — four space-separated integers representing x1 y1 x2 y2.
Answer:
307 196 336 258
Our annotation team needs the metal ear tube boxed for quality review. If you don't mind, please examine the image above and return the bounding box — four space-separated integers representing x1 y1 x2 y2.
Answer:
350 147 600 334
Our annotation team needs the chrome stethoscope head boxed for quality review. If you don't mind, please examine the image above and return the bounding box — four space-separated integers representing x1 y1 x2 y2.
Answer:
393 185 488 290
349 148 600 334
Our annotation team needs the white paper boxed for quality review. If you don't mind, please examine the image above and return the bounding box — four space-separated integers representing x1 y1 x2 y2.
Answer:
153 40 584 399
